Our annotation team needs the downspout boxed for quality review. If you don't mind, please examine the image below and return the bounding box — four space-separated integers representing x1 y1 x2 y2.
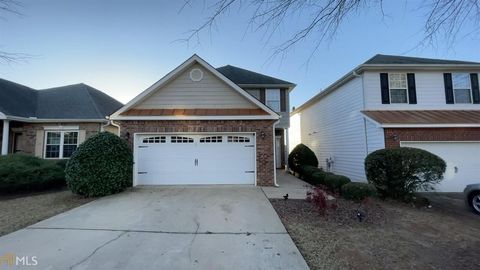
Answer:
354 70 369 155
273 119 280 187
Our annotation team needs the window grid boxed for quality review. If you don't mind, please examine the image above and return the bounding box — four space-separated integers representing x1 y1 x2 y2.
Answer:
452 73 472 104
142 136 166 143
200 136 223 143
171 136 194 143
227 136 250 143
388 73 408 104
266 89 281 112
45 131 79 159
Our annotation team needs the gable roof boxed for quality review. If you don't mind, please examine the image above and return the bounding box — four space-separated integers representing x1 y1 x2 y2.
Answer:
216 65 295 88
292 54 480 114
111 54 279 120
0 79 122 121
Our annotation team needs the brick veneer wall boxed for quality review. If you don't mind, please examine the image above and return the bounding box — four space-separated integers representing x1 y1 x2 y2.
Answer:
9 122 102 155
384 127 480 148
116 120 276 186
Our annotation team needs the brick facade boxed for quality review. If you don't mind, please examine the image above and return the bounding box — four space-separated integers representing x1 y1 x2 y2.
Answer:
384 127 480 148
7 121 102 155
116 120 276 186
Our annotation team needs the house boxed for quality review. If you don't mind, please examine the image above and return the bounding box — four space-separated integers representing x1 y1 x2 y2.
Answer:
110 54 295 186
0 79 122 158
290 54 480 192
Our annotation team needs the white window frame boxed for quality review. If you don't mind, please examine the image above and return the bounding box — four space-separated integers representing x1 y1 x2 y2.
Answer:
452 73 473 104
44 130 79 159
266 88 281 112
388 73 409 104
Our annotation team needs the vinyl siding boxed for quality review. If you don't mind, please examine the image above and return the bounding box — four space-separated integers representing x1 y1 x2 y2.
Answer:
364 71 480 110
135 64 257 109
294 77 368 181
289 113 301 153
365 119 385 153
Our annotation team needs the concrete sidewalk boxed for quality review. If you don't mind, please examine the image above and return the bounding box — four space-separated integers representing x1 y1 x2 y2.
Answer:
262 170 312 200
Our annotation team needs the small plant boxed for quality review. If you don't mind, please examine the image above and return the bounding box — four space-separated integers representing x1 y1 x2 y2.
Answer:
288 144 318 175
306 186 337 214
365 147 446 201
324 174 351 194
341 182 377 202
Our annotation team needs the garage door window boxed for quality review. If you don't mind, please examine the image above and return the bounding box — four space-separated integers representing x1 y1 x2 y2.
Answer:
200 136 223 143
227 136 250 143
171 136 194 143
142 136 166 143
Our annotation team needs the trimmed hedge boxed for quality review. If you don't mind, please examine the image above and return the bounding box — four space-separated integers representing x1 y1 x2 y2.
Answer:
341 182 377 201
311 171 327 186
324 174 351 193
288 144 318 174
365 147 446 200
0 154 65 193
299 165 319 180
65 132 133 197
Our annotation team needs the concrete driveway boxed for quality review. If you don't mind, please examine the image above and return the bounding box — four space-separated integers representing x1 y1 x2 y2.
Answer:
0 186 309 269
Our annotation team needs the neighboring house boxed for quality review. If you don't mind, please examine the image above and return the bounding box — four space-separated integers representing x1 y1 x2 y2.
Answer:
0 79 123 158
290 54 480 192
110 54 295 186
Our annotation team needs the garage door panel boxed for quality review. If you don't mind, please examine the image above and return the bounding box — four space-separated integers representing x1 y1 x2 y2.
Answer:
401 142 480 192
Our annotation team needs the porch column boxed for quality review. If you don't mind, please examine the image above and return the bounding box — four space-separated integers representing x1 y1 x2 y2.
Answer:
1 120 9 155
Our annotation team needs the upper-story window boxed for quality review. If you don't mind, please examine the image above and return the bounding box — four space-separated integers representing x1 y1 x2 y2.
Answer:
388 73 408 104
452 73 472 103
246 89 261 100
266 89 281 112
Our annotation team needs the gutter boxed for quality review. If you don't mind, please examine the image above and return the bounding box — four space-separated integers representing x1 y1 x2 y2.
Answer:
4 115 108 123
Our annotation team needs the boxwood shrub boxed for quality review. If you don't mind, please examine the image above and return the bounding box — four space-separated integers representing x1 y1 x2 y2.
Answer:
365 147 446 200
299 165 320 181
65 132 133 197
288 144 318 175
324 174 351 193
311 171 327 186
341 182 377 201
0 154 65 193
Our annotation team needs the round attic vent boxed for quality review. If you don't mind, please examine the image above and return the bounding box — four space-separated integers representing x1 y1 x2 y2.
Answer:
189 68 204 82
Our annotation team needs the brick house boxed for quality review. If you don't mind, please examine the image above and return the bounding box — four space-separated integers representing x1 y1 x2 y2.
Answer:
0 80 122 159
290 54 480 192
110 55 295 186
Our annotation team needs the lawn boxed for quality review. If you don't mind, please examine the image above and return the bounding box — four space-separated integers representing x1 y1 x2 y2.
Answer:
271 197 480 270
0 189 94 236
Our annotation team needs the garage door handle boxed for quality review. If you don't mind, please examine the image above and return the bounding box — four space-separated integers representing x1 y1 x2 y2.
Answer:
194 158 198 166
454 166 458 173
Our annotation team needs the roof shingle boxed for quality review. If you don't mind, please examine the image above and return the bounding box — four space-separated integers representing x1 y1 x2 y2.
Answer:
216 65 294 86
364 54 480 65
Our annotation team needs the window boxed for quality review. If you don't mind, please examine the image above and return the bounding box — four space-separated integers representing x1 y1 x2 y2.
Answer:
246 89 261 100
142 136 166 143
452 73 472 103
171 136 194 143
45 131 78 159
388 73 408 103
227 136 250 143
266 89 281 111
200 136 223 143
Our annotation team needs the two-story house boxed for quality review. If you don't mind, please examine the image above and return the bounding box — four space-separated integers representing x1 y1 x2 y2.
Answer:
110 55 295 186
290 54 480 192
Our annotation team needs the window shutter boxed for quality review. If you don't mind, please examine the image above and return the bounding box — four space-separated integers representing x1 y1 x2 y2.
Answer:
260 89 266 104
34 130 44 158
280 89 287 112
380 73 390 104
407 73 417 104
470 73 480 104
443 73 454 104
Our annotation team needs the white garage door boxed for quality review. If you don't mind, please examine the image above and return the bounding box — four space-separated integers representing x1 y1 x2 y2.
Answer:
135 134 256 185
401 142 480 192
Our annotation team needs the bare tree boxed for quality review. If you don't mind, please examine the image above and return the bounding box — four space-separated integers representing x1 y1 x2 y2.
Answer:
0 0 30 64
182 0 480 58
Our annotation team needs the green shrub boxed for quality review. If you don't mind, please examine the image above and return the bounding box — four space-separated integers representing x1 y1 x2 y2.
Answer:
288 144 318 174
311 170 327 186
341 182 377 201
65 132 133 197
365 147 446 200
299 165 319 181
324 174 351 193
0 154 65 193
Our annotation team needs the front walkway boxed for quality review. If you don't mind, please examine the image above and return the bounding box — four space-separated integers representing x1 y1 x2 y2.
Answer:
262 170 312 199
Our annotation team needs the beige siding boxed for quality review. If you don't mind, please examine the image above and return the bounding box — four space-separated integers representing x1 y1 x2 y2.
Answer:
135 64 257 109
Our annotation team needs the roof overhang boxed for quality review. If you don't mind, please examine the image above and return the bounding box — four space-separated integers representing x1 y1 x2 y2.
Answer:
237 83 297 92
2 115 108 123
0 111 6 120
110 54 279 121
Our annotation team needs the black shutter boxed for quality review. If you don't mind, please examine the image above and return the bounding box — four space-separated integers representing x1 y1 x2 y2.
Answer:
470 73 480 104
380 73 390 104
407 73 417 104
280 89 287 112
444 73 454 104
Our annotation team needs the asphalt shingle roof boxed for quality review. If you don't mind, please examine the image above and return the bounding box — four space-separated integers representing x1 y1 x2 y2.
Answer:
0 79 122 119
216 65 294 86
364 54 480 65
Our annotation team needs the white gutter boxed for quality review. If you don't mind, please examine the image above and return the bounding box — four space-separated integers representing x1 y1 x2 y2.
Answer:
4 115 108 123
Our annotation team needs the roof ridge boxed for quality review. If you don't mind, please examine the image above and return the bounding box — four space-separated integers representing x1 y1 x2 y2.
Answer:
82 84 106 119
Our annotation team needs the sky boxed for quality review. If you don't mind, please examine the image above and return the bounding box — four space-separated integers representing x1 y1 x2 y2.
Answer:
0 0 479 108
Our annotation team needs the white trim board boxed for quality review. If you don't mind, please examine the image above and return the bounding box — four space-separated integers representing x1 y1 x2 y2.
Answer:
111 115 278 121
110 54 279 120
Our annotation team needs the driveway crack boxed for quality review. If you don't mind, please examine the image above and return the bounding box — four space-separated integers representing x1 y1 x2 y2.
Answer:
69 231 127 270
188 217 200 262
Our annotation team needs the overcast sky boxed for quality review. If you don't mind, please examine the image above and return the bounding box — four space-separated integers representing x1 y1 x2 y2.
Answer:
0 0 479 108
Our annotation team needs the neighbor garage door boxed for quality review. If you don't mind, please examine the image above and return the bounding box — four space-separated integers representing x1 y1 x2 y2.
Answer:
401 142 480 192
135 133 256 185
